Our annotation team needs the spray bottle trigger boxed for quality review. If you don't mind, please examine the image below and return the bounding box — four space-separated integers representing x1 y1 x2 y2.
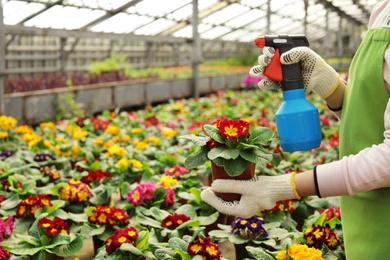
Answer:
263 48 283 82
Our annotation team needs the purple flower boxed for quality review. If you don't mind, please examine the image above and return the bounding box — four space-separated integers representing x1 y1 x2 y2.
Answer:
231 215 268 240
33 153 56 162
0 150 15 158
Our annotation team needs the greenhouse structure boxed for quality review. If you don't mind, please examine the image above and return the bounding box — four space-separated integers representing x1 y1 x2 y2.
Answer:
0 0 383 259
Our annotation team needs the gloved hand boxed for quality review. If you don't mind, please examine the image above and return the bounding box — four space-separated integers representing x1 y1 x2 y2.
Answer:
250 46 340 99
201 174 299 218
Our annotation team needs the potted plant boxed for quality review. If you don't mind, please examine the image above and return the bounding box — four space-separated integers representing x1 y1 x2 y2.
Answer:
83 204 130 254
93 226 153 260
150 233 222 260
134 204 218 242
4 213 83 259
180 118 281 202
209 215 300 260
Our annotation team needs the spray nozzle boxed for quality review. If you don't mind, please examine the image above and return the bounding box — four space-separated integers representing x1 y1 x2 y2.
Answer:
254 35 309 91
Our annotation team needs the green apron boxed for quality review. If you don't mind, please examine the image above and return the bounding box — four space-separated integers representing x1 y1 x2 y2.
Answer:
339 27 390 259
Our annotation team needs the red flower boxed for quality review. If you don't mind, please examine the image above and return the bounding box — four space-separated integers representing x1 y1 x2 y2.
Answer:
188 236 221 259
104 227 138 254
81 169 112 184
88 205 129 227
213 118 250 140
16 195 52 218
38 217 69 236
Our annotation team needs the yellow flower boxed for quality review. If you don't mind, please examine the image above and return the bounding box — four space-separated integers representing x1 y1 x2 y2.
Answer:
54 144 71 157
16 125 33 135
103 140 112 149
134 140 148 150
94 137 104 146
72 143 80 158
130 159 143 169
107 146 127 157
72 128 88 140
0 116 17 130
0 132 8 138
276 244 323 260
28 137 41 150
161 128 177 138
22 133 40 142
146 136 161 144
55 136 68 144
39 122 56 130
117 158 130 168
120 135 131 142
172 102 184 110
43 139 53 149
157 176 178 188
105 125 119 135
131 128 143 134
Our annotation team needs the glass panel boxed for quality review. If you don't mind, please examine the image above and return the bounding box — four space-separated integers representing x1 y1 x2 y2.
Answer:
3 1 45 25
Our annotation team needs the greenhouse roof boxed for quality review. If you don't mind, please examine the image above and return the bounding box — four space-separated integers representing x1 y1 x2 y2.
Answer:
1 0 379 43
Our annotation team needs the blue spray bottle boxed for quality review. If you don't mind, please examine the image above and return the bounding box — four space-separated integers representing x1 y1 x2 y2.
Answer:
255 35 321 152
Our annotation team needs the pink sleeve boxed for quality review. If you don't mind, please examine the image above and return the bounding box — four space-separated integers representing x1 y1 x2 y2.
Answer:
384 46 390 93
317 98 390 197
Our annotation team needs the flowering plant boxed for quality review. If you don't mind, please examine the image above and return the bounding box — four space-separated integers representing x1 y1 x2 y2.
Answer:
5 214 83 258
181 118 281 176
94 226 153 259
84 204 130 245
125 181 175 213
150 234 221 260
134 204 219 242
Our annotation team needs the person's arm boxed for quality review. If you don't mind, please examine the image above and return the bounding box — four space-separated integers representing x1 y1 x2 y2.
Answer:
324 79 346 119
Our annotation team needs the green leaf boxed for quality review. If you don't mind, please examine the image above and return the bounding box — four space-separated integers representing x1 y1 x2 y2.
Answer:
223 158 248 177
50 235 84 257
208 147 239 160
203 125 224 143
134 214 163 229
240 149 273 165
67 212 88 223
13 218 34 235
168 237 188 251
184 146 208 169
179 134 210 146
135 230 149 250
8 243 42 256
0 193 20 210
246 246 275 260
196 212 219 226
248 127 273 144
175 204 196 219
78 224 105 239
120 243 144 255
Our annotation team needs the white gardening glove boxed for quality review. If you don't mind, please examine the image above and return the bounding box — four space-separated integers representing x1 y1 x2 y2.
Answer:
201 174 299 218
250 46 340 99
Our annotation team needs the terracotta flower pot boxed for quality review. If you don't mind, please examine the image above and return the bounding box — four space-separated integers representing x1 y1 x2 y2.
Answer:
211 161 255 202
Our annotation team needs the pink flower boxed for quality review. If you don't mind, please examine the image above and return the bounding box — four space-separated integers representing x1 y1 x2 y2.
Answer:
164 188 175 207
164 165 189 177
139 182 156 200
127 187 144 206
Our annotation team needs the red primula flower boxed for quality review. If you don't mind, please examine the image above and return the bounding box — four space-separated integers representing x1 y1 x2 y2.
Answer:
161 213 190 229
81 169 112 184
16 194 52 218
188 236 221 259
38 217 69 236
88 205 129 227
213 118 250 140
104 227 139 254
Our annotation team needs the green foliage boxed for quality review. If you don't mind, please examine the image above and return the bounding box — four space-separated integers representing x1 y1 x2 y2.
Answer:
89 52 129 75
51 86 87 122
181 124 281 177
